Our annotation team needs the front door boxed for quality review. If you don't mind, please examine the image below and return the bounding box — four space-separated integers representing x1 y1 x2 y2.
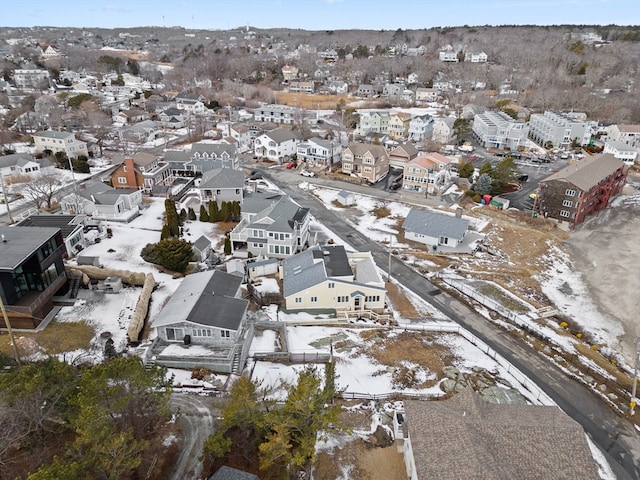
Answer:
354 296 361 310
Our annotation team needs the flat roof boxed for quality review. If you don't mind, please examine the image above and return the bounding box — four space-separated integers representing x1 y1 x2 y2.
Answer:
0 226 60 270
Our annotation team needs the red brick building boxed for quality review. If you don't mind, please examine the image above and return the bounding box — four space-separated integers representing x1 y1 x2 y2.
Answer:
535 153 627 229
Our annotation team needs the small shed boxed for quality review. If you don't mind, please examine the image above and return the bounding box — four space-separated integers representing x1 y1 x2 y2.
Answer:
247 257 279 280
225 259 246 278
490 196 510 210
192 235 213 262
337 190 355 206
97 276 123 293
77 255 102 267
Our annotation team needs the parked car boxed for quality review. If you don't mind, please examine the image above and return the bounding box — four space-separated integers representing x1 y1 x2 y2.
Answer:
285 162 296 169
300 169 315 177
250 170 263 180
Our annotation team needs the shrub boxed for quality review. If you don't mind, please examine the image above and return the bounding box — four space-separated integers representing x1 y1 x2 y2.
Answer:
141 239 193 273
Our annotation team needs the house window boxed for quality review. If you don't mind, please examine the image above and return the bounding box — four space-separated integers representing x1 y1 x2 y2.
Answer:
560 210 570 218
118 177 127 184
565 189 576 197
562 200 573 207
235 189 240 194
123 166 127 172
220 330 230 338
295 297 302 303
216 189 221 195
337 296 349 303
311 296 318 302
328 282 335 288
439 236 449 245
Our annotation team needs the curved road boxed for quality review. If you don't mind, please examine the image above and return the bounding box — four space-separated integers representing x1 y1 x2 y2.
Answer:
262 169 640 480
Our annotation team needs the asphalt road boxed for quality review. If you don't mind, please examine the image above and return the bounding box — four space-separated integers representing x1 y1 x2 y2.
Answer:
261 167 640 480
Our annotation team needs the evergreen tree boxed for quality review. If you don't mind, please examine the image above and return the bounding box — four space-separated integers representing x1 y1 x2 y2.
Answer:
221 201 231 222
476 173 494 195
208 200 219 223
141 239 193 272
224 236 232 255
199 205 209 222
232 201 241 222
188 207 196 221
103 338 117 360
458 162 475 179
179 208 187 224
160 224 171 240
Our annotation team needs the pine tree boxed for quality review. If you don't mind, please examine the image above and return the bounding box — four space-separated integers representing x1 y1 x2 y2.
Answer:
160 224 171 240
199 204 209 222
208 200 219 223
224 236 232 255
188 207 196 221
103 338 117 360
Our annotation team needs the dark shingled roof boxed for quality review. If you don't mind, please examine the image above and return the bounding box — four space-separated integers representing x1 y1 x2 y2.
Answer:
17 214 82 239
0 226 60 270
404 390 601 480
209 466 259 480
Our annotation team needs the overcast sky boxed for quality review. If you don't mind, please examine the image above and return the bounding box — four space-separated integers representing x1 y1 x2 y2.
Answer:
2 0 639 30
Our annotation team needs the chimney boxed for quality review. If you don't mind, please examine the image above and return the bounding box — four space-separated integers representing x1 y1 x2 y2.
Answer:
455 208 463 219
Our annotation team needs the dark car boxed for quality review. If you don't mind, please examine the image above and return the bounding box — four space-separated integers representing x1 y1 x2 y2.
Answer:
250 170 263 180
518 174 529 182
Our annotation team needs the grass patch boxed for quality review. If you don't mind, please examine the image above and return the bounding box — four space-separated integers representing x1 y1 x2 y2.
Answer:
372 203 391 218
476 283 529 313
386 281 421 318
0 320 95 357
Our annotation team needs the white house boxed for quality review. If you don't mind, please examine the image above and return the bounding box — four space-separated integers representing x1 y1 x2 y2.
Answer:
408 115 434 142
32 130 88 158
296 137 342 168
0 153 54 179
604 139 638 166
415 88 440 103
281 245 387 314
465 51 488 63
254 128 299 164
472 110 529 150
61 181 143 222
431 117 456 144
253 104 299 125
402 208 469 251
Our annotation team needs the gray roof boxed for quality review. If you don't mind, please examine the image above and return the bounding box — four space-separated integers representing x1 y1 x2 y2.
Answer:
261 128 298 144
0 152 35 168
605 139 637 152
242 192 309 235
542 153 625 192
191 142 237 156
199 168 245 189
0 226 60 270
17 214 83 238
33 130 73 139
404 390 601 480
193 235 211 252
402 208 469 240
153 270 248 330
209 466 259 480
345 143 388 159
282 245 354 297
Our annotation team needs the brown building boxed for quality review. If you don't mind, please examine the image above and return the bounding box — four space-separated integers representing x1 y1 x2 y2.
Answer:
535 153 627 228
110 153 172 192
341 142 389 184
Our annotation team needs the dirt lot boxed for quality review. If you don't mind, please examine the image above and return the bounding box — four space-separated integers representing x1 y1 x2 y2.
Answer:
564 178 640 363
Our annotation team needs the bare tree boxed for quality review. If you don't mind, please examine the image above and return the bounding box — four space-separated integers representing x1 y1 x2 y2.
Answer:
79 100 112 156
9 172 63 210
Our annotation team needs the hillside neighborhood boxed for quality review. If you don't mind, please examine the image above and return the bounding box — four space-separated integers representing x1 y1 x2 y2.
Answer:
0 21 639 480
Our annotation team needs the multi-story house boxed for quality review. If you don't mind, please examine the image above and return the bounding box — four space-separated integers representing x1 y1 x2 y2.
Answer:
465 51 488 63
432 117 456 144
158 107 187 129
606 124 640 149
535 153 627 228
382 83 405 100
356 111 390 137
32 130 88 159
61 181 143 222
288 81 315 93
14 68 50 90
388 112 412 141
229 192 310 259
402 152 453 194
296 137 342 168
281 245 386 314
0 226 67 329
254 128 299 164
164 142 239 175
528 111 592 148
439 49 459 62
0 153 54 179
472 110 530 150
415 88 440 103
221 123 252 152
342 143 390 184
253 104 299 125
356 84 378 98
174 93 207 114
281 65 299 82
197 168 245 207
388 142 419 170
408 114 434 142
110 153 172 192
603 139 638 166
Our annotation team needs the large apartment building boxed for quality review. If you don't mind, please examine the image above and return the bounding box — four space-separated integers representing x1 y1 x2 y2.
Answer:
528 111 592 148
472 110 529 150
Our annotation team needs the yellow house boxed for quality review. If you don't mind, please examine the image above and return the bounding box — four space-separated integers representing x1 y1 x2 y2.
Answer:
281 245 386 314
403 152 453 194
389 112 412 141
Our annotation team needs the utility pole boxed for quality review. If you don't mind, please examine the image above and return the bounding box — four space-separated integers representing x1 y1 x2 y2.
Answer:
388 236 392 282
0 173 14 224
631 337 640 416
0 296 21 367
67 156 80 215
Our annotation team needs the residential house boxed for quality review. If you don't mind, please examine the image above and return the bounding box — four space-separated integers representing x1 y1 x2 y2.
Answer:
356 111 390 137
14 68 50 90
230 192 310 259
606 124 640 149
158 107 187 129
114 108 149 124
0 226 67 329
604 139 638 166
431 117 456 144
281 65 299 82
535 153 627 228
388 112 412 141
465 51 488 63
433 80 450 92
209 466 259 480
119 120 159 144
151 270 251 373
254 128 299 164
32 130 88 159
174 93 206 114
408 114 434 142
415 88 440 103
439 48 459 62
401 389 600 480
281 245 386 314
37 44 61 59
61 181 143 222
289 81 315 93
110 153 172 192
472 110 530 150
0 153 54 178
296 137 342 168
528 111 592 148
382 83 404 100
17 214 87 257
165 142 239 175
402 208 469 250
325 81 349 95
342 143 390 184
220 122 252 152
253 104 299 125
407 72 419 84
197 168 245 207
388 142 419 170
356 84 378 98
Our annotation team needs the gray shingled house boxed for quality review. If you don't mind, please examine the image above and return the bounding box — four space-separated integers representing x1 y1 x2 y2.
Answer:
149 270 252 373
401 389 601 480
402 208 469 251
197 168 245 207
